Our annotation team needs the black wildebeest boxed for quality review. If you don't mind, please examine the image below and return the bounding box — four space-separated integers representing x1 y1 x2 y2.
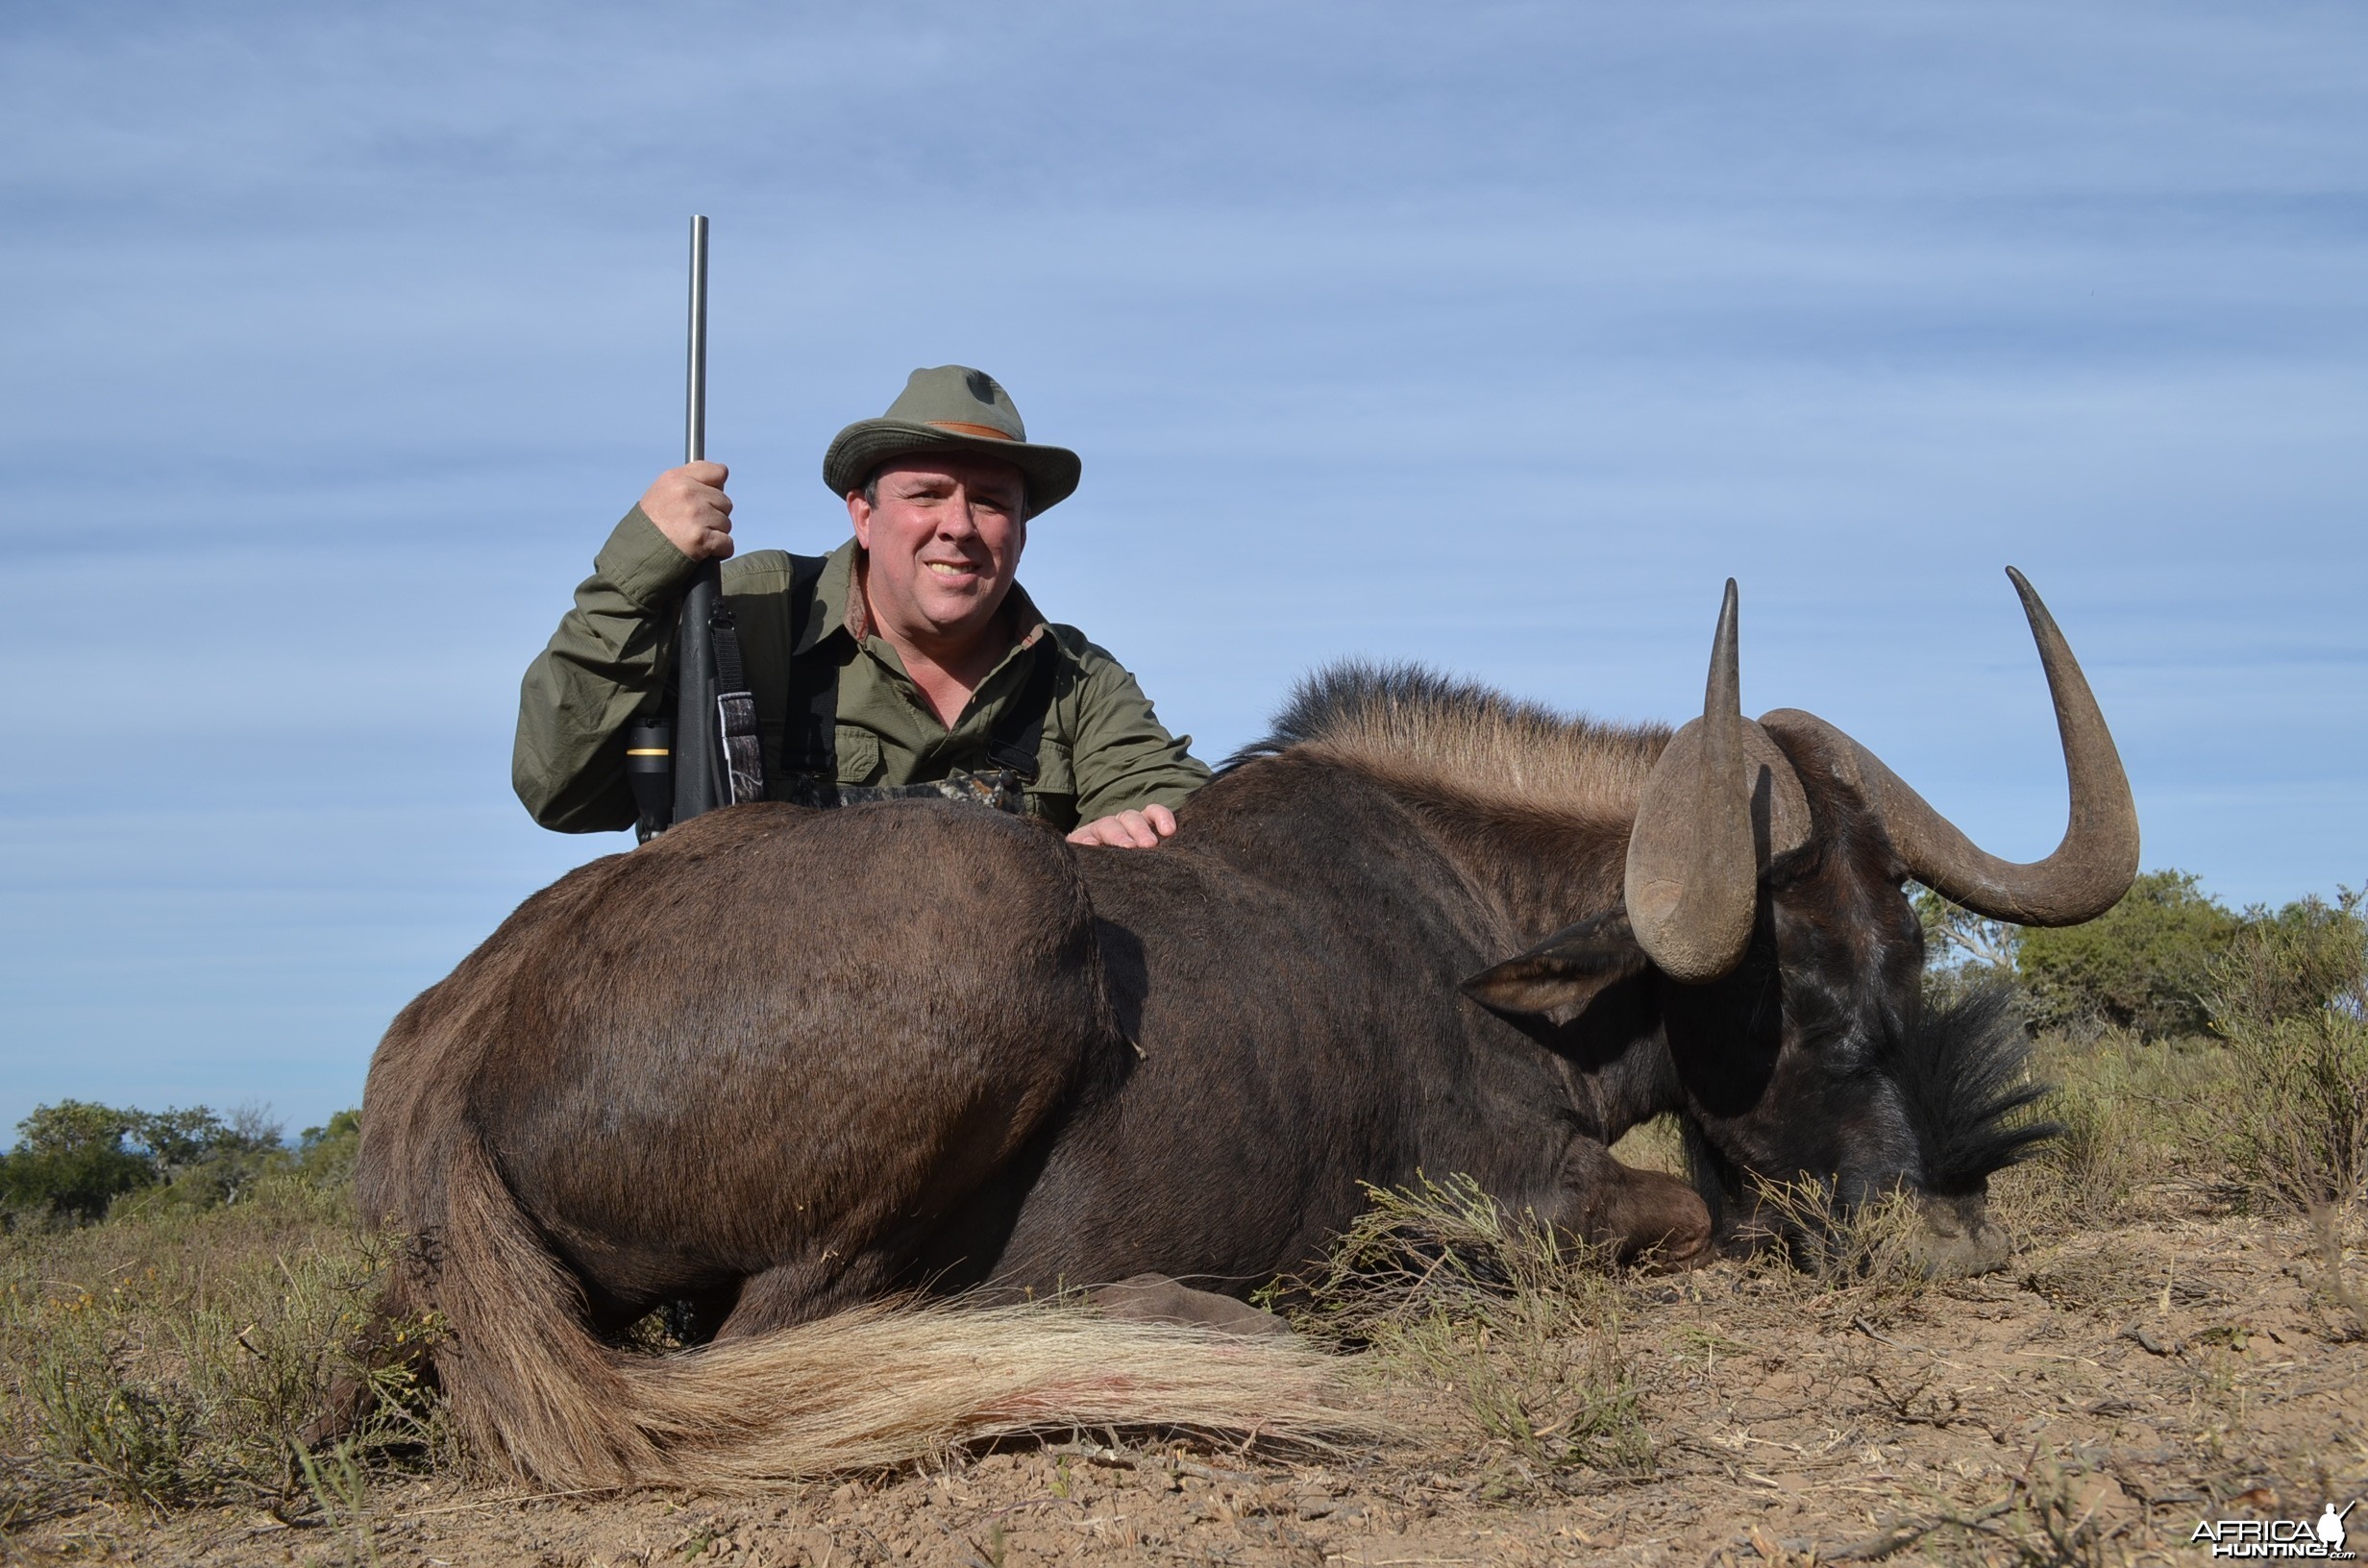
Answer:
358 570 2136 1485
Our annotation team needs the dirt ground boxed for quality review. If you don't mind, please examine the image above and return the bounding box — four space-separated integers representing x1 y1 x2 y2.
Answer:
15 1188 2364 1568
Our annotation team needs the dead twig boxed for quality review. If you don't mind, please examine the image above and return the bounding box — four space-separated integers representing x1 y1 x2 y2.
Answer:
1848 1317 1966 1370
2118 1323 2184 1357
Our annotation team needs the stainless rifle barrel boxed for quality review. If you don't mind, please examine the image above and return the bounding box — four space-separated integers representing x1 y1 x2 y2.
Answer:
672 214 721 823
685 214 708 464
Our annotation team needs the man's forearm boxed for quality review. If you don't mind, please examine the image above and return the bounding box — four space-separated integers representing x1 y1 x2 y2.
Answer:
1065 649 1213 826
513 505 700 831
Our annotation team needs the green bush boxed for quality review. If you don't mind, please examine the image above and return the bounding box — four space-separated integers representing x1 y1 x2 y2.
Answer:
2207 889 2368 1215
1923 870 2366 1046
2015 870 2240 1039
1 1102 361 1232
294 1110 362 1190
2208 890 2368 1031
0 1104 160 1227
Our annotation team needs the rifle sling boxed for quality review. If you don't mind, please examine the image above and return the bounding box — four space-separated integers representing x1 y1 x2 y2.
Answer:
707 595 764 807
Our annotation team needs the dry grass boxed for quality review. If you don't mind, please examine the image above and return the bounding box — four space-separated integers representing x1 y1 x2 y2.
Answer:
0 1178 1374 1535
2217 1009 2368 1218
1983 907 2368 1335
1271 1172 1651 1490
1729 1178 1940 1324
0 1170 448 1538
8 1127 2366 1564
1989 1027 2235 1231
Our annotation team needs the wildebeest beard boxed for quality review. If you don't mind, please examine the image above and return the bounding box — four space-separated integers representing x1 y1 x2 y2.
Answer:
1679 968 2057 1255
353 571 2135 1488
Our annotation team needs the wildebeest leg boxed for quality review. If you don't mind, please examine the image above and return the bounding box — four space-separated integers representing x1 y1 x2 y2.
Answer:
1091 1274 1293 1338
1548 1138 1712 1267
711 1251 903 1340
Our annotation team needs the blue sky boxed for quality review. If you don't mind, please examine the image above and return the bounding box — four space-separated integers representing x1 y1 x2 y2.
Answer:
3 1 2363 1141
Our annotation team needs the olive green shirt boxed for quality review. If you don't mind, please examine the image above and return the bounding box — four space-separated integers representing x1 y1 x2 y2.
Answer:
514 506 1211 833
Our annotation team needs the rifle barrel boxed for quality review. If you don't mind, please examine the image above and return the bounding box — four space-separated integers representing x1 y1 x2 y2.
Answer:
672 215 721 822
685 215 707 464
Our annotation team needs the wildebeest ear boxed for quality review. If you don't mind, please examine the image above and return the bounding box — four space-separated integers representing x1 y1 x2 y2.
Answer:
1462 913 1649 1016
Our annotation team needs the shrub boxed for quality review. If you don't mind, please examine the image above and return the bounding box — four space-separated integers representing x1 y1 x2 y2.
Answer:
2015 870 2239 1039
0 1171 447 1527
2208 890 2368 1031
2216 1013 2368 1215
2207 889 2368 1215
0 1103 160 1227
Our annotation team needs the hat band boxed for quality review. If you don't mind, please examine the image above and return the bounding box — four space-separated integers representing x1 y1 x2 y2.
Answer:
925 421 1018 441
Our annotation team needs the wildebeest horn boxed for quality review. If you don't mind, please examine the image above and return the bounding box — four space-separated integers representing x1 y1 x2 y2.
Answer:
1625 579 1759 983
1760 567 2139 926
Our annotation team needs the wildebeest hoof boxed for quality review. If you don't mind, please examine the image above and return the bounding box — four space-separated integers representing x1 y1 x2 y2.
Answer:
1092 1274 1294 1338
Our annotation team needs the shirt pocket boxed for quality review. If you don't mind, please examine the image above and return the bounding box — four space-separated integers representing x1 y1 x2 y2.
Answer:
834 725 884 786
1024 738 1078 827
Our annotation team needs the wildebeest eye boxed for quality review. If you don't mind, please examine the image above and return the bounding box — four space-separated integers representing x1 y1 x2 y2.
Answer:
1463 912 1649 1017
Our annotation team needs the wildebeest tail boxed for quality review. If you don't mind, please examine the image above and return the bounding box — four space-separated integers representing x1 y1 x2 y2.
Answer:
424 1122 665 1485
413 1128 1368 1488
609 1302 1370 1487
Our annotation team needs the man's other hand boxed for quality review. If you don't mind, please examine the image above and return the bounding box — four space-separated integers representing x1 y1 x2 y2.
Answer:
1068 803 1178 849
642 462 735 561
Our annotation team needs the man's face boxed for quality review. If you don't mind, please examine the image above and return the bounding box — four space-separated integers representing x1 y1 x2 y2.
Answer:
848 453 1028 649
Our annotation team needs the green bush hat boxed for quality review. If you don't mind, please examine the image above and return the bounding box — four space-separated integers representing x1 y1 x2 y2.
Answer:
822 365 1083 515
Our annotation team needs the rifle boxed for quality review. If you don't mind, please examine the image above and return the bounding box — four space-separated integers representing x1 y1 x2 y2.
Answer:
627 215 762 838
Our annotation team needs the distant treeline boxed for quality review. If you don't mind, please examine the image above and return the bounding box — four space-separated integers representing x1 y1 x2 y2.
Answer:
0 1102 358 1231
1921 870 2365 1041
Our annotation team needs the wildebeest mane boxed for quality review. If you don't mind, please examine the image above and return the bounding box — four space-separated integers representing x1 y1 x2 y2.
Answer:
1225 661 1670 824
1887 982 2057 1192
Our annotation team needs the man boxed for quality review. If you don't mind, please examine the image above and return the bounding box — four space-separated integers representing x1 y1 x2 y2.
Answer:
515 365 1209 845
